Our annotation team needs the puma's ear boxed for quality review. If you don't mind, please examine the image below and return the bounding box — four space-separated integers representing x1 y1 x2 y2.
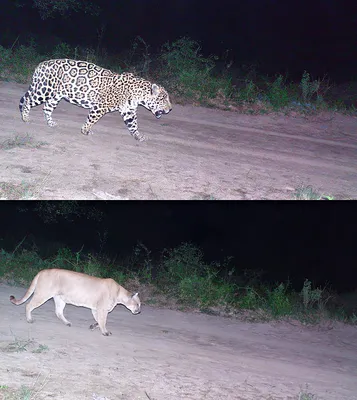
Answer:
132 292 139 298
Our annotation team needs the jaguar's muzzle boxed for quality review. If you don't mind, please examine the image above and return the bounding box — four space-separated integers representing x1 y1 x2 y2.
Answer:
155 108 172 119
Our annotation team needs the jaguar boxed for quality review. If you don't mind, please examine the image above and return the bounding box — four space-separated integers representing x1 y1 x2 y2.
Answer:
19 59 172 141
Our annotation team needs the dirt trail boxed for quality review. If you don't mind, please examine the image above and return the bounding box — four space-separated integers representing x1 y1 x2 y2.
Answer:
1 283 357 400
0 81 356 199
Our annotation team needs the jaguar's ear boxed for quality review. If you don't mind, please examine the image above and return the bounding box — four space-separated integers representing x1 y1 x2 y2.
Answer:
151 84 160 96
132 292 139 298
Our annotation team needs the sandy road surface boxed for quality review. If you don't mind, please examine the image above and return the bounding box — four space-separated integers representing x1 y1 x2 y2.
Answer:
0 81 356 199
1 283 357 400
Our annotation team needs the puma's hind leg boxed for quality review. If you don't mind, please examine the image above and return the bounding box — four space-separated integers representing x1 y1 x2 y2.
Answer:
89 309 99 331
25 293 52 323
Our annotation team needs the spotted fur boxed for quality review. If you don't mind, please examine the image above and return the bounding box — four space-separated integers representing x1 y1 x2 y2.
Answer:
19 59 172 141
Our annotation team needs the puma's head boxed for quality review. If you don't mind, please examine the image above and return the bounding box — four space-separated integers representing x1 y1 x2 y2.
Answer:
124 292 141 314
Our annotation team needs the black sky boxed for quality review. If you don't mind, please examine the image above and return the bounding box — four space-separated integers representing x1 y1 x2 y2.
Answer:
1 0 356 81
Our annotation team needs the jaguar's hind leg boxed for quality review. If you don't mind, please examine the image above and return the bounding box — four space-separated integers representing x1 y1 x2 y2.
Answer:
43 95 62 127
19 91 35 123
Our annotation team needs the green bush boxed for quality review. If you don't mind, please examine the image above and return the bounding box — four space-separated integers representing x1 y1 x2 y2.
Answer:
83 254 106 277
110 269 128 285
299 70 330 109
266 75 291 109
160 36 215 75
300 70 319 102
159 36 233 100
300 278 331 314
0 248 47 284
235 80 261 103
238 287 263 309
0 41 44 83
266 282 292 317
51 247 82 270
179 273 234 306
161 242 206 283
159 243 236 307
0 45 13 70
51 42 74 59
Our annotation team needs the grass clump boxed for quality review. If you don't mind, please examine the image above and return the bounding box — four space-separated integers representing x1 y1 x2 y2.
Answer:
0 40 44 83
266 282 292 317
0 134 48 151
159 243 235 308
293 185 335 200
0 247 48 284
234 79 261 104
161 242 205 283
51 42 74 59
179 274 234 307
266 75 291 109
159 36 233 102
0 374 49 400
236 282 293 318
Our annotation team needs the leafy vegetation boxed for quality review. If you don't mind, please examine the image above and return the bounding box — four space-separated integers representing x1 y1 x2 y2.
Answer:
0 36 355 114
0 241 355 324
292 185 335 200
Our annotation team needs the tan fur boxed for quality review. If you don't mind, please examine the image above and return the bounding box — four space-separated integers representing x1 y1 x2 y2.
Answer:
10 269 141 336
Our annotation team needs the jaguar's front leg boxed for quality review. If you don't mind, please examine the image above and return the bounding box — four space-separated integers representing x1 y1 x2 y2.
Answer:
81 107 107 135
120 110 146 141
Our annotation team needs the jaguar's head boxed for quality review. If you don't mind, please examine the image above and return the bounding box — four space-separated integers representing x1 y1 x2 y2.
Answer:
146 83 172 118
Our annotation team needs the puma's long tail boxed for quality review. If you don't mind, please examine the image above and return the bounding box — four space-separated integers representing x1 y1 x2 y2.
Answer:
10 272 40 305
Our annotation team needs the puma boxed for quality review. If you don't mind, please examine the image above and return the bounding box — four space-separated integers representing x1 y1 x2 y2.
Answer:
10 268 141 336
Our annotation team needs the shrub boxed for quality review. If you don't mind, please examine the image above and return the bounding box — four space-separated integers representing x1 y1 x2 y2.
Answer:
299 71 330 107
159 36 233 101
160 36 215 75
235 80 261 103
179 273 234 307
51 42 74 59
161 242 206 283
238 287 263 309
266 282 292 317
266 75 291 109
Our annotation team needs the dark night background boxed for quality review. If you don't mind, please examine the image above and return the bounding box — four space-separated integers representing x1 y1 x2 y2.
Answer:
0 202 356 293
0 0 356 82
